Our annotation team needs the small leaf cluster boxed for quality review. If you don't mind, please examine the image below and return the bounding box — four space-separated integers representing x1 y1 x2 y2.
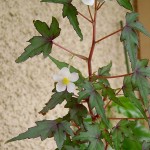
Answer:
7 0 150 150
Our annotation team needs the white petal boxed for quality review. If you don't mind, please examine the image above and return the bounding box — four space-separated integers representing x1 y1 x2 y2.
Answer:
67 82 76 93
59 67 70 78
81 0 94 5
53 74 63 82
69 72 79 82
56 82 66 92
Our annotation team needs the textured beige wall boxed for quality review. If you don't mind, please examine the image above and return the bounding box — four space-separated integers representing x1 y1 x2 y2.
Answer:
0 0 127 149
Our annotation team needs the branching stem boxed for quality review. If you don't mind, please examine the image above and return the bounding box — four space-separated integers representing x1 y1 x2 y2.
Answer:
93 72 133 80
95 28 123 44
88 2 97 80
52 41 88 61
88 6 93 22
78 11 92 23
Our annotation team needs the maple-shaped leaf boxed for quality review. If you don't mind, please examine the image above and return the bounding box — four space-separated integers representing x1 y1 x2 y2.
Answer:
41 0 83 40
123 76 147 119
74 123 104 150
111 120 136 150
39 91 72 115
41 0 72 4
16 17 61 63
62 4 83 40
65 98 88 125
132 59 150 106
78 81 109 128
117 0 133 11
121 12 150 69
7 119 73 150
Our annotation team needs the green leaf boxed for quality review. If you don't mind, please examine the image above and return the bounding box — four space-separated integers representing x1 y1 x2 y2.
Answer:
65 98 88 125
97 62 112 87
7 119 73 150
78 82 109 128
90 92 109 128
112 97 144 118
123 76 147 119
16 17 61 63
122 138 142 150
48 55 85 85
41 0 72 4
132 59 150 106
121 12 150 69
128 13 150 37
39 91 72 115
111 120 136 150
41 1 82 40
63 4 83 40
133 124 150 142
98 62 112 76
121 24 138 69
102 86 124 107
74 123 104 150
117 0 133 11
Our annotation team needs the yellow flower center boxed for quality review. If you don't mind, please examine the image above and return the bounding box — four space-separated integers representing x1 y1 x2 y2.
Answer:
62 77 70 85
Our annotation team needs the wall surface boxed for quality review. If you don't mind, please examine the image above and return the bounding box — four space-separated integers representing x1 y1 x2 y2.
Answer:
0 0 128 149
137 0 150 60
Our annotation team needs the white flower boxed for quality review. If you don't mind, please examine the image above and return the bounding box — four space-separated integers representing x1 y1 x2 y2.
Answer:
81 0 107 6
81 0 94 5
53 67 79 93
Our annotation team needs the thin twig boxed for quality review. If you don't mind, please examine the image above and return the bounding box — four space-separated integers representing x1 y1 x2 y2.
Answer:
97 1 105 10
95 28 123 44
88 6 93 22
93 72 133 80
78 11 92 23
52 41 88 61
109 117 150 120
88 1 97 79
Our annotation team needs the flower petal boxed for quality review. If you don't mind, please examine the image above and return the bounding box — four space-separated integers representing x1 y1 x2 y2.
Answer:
60 67 70 78
69 72 79 82
67 82 76 93
81 0 94 5
56 82 66 92
53 74 63 82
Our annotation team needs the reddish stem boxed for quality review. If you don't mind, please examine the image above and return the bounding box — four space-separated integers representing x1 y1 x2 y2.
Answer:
109 117 150 120
88 6 93 22
86 2 98 120
78 11 92 23
88 3 97 80
95 28 123 44
97 1 105 10
93 72 133 80
52 41 88 61
105 142 109 150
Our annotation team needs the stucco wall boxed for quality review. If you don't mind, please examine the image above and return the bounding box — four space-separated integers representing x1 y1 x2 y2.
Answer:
0 0 127 149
